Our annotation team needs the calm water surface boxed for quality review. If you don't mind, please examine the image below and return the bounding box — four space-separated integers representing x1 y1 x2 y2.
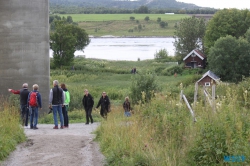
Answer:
50 38 175 61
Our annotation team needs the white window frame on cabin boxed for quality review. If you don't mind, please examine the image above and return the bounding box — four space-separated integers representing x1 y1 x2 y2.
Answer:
205 82 210 86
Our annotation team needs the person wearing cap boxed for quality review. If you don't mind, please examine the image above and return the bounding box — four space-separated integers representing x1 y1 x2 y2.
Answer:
8 83 30 127
96 92 110 119
82 89 94 125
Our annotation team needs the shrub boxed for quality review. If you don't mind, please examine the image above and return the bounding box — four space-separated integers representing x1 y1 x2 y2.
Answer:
130 71 160 104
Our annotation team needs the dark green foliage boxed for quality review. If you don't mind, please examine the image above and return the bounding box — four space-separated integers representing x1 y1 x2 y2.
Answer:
50 21 90 68
207 35 250 82
144 16 150 21
174 16 206 61
157 17 161 22
204 9 250 53
130 72 160 104
135 6 149 14
129 16 135 20
161 65 183 76
159 21 168 28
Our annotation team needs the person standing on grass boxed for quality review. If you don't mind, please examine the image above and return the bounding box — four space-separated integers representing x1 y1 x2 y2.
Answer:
27 84 42 130
8 83 30 128
123 96 131 117
49 80 64 129
96 92 110 119
61 83 70 128
82 89 94 125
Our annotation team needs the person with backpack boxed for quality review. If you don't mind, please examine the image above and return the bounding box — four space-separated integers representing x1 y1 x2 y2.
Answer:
82 89 94 125
27 84 42 130
96 92 110 119
8 83 30 128
61 83 70 128
123 96 131 117
49 80 65 129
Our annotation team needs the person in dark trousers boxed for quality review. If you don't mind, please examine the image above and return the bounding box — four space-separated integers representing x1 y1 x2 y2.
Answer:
123 96 131 117
8 83 30 128
82 89 94 125
96 92 110 119
49 80 65 129
27 84 42 129
61 83 70 128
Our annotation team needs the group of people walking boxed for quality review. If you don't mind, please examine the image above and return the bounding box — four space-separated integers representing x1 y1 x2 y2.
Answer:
8 79 120 129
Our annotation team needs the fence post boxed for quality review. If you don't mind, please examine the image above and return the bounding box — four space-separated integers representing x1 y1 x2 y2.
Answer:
212 84 216 112
180 90 183 103
182 94 197 122
194 82 198 108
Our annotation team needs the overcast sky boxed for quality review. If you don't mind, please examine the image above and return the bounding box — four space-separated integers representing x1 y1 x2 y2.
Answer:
177 0 250 9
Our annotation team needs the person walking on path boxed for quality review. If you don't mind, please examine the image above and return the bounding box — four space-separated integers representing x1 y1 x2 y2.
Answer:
27 84 42 129
8 83 30 127
123 96 131 117
61 83 70 128
96 92 110 119
82 89 94 125
49 80 65 129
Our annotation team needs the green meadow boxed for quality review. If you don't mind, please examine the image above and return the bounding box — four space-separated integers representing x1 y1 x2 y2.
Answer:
2 51 250 165
57 14 190 37
58 14 189 22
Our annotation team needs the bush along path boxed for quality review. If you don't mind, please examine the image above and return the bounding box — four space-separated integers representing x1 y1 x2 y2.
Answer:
0 123 105 166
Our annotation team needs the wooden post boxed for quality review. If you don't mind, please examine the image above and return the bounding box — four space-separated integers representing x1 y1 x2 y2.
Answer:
194 82 198 108
203 86 206 106
182 94 197 122
212 84 216 112
180 90 183 103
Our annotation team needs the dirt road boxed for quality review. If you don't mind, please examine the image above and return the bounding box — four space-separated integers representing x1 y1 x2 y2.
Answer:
0 123 105 166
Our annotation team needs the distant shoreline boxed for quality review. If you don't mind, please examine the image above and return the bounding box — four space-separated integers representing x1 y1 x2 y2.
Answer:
89 35 174 38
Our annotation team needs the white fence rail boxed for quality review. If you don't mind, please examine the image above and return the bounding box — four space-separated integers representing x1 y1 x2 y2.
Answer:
180 90 197 122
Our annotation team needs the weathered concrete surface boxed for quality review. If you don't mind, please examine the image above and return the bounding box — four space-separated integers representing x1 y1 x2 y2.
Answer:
0 0 50 113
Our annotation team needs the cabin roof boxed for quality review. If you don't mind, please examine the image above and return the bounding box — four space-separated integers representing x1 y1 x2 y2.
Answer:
183 49 206 61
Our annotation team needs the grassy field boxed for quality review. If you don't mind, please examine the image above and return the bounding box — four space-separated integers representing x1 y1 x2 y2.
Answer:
3 57 250 165
58 14 189 22
57 14 190 37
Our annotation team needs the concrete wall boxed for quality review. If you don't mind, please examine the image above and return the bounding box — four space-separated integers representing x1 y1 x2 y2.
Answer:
0 0 50 114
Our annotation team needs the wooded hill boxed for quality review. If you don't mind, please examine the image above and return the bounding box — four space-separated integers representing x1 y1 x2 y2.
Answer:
49 0 202 10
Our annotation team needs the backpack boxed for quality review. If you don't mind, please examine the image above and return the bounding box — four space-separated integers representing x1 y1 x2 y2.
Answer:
29 92 38 107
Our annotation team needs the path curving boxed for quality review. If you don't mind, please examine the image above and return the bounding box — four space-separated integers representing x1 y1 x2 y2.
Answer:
0 123 105 166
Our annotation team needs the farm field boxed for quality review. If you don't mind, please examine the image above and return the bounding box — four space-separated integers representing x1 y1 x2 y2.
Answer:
57 14 190 37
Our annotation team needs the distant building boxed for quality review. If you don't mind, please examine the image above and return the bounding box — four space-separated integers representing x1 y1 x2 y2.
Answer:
196 70 220 86
183 49 206 69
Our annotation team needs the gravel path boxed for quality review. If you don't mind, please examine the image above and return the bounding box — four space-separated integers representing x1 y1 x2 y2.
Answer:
0 123 105 166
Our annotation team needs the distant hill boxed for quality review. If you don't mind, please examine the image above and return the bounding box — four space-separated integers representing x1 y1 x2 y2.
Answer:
49 0 202 9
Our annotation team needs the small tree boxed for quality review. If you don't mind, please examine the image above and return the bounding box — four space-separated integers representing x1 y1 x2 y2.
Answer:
144 16 150 22
130 72 160 104
157 17 161 22
130 16 135 21
160 21 168 28
138 24 142 31
154 49 169 61
50 21 90 68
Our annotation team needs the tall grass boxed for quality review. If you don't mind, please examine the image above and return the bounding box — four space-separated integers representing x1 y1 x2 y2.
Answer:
95 81 250 165
0 98 26 161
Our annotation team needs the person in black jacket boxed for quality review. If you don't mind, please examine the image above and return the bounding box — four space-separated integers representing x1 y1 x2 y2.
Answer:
49 80 65 129
8 83 30 127
82 89 94 125
96 92 110 119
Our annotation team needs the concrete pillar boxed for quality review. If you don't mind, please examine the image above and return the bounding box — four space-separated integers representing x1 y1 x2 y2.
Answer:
0 0 50 114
